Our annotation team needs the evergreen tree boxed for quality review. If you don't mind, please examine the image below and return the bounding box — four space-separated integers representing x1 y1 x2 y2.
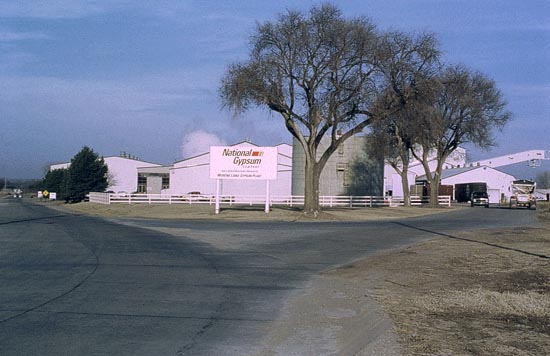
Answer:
42 168 69 199
66 146 108 202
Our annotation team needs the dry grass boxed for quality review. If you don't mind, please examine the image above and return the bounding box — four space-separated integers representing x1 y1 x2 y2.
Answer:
44 199 458 222
332 220 550 355
537 201 550 220
414 289 550 319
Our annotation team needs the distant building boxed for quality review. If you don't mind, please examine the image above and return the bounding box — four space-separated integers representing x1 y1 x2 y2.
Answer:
162 141 293 196
416 166 515 204
50 154 161 193
50 143 292 197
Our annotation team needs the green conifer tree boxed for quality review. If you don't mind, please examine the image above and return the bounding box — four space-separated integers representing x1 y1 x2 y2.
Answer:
66 146 108 202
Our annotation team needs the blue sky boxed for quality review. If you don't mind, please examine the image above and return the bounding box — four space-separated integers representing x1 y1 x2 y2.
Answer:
1 0 549 178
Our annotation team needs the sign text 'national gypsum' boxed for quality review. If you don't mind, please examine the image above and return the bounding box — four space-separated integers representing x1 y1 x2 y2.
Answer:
210 146 277 180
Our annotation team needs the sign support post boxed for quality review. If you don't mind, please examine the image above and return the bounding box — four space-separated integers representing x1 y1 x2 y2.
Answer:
265 180 270 213
215 179 221 214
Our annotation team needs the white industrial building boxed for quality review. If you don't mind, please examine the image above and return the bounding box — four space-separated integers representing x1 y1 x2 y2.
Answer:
164 141 293 196
50 142 293 197
50 155 161 193
416 166 515 204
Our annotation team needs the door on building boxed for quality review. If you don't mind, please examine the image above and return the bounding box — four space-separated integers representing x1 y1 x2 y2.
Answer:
488 189 500 204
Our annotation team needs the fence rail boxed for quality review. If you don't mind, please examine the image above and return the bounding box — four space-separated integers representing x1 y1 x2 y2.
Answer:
89 192 451 207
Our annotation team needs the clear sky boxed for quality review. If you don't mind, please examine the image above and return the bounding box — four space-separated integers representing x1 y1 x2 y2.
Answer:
1 0 549 179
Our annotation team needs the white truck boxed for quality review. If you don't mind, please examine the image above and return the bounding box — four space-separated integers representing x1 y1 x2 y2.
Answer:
509 179 536 209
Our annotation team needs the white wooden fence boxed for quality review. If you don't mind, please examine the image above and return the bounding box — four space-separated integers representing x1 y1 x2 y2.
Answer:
89 192 451 207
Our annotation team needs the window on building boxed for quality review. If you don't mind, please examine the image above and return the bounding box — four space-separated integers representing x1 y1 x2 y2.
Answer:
137 175 147 193
162 175 170 190
336 162 350 186
343 164 350 187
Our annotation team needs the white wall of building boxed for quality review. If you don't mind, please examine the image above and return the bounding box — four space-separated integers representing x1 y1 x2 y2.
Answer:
50 156 161 193
104 157 161 193
168 142 293 196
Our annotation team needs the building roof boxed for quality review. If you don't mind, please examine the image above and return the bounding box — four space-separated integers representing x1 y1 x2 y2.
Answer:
49 154 162 171
173 141 292 164
416 166 477 181
416 165 513 181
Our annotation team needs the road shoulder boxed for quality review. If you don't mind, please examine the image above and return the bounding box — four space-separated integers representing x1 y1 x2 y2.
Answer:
251 271 402 356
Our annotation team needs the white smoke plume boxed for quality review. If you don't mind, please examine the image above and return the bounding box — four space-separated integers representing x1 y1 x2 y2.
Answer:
181 130 227 159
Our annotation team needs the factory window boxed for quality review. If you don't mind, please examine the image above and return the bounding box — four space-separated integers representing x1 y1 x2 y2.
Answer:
343 164 350 187
336 162 351 186
162 176 170 190
336 162 347 172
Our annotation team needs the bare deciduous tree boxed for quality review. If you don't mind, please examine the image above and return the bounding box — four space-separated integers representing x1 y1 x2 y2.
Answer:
412 66 512 206
220 4 383 215
369 31 440 206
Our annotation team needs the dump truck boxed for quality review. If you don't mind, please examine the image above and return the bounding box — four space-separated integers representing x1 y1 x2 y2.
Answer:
510 179 536 209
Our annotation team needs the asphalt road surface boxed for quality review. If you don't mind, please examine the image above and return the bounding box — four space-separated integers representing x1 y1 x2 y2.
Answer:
0 199 538 355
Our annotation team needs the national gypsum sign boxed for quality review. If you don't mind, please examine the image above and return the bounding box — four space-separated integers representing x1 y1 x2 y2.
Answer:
209 146 277 180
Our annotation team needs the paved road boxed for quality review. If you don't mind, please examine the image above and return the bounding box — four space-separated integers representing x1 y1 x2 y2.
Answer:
0 199 538 355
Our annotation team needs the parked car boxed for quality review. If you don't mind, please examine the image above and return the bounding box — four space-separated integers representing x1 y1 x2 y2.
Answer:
470 191 489 207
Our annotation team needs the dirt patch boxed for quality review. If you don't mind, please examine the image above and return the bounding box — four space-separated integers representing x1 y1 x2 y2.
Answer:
328 212 550 355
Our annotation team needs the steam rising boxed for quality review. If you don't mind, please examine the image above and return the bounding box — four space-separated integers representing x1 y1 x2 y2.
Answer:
181 130 227 159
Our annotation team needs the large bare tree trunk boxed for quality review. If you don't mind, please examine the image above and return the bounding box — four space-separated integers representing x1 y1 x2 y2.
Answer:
429 174 441 208
303 156 321 216
398 159 411 207
400 170 411 207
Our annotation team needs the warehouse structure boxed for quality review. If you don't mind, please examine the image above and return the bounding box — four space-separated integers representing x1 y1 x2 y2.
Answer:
50 142 293 197
416 166 515 204
50 155 161 193
159 141 292 196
